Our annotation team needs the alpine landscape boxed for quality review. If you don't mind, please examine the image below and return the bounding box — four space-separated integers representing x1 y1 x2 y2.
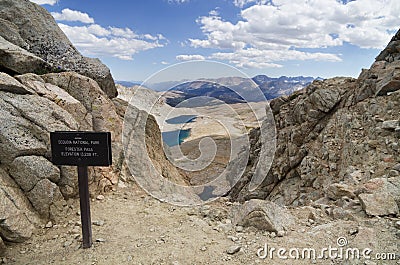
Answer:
0 0 399 264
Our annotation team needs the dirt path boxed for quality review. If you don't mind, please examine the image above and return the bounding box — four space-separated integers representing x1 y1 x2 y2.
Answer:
3 182 399 265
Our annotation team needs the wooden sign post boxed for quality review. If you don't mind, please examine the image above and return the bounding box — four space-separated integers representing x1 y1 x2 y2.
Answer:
50 131 112 249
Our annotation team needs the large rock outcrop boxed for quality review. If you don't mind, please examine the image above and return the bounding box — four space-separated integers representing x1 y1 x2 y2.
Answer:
232 199 295 233
0 71 123 245
0 36 52 75
0 168 39 243
231 29 400 218
0 69 191 246
0 0 190 248
0 0 117 98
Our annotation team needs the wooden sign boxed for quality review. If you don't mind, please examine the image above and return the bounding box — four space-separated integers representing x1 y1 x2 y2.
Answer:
50 131 112 166
50 131 113 249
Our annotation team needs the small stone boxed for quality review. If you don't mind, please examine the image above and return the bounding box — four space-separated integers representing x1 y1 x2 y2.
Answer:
220 223 233 233
327 183 355 200
395 221 400 229
349 228 359 235
277 230 285 237
359 192 399 216
118 180 127 189
226 245 241 255
200 246 207 251
92 220 105 226
186 209 197 216
270 232 276 238
63 240 73 247
96 238 106 242
45 221 53 228
383 156 395 163
235 226 244 232
393 163 400 172
367 140 379 148
155 238 165 244
227 235 238 242
382 120 399 130
0 237 6 254
71 226 80 234
96 195 105 201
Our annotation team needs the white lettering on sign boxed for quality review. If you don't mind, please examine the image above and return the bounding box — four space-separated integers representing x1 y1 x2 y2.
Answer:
60 152 99 157
57 139 102 158
73 140 89 145
51 131 112 166
57 140 101 145
65 147 83 152
58 140 72 145
61 152 80 157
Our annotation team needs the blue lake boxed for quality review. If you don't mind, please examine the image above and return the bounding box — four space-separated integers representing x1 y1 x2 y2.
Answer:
162 115 197 146
162 129 191 147
165 115 197 124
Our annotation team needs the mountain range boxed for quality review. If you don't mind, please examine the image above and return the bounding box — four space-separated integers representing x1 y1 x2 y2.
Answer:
157 75 317 107
117 75 318 107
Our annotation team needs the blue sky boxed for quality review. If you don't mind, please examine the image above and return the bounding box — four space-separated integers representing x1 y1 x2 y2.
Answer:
32 0 399 82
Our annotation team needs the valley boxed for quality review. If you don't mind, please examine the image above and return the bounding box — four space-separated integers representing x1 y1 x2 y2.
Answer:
0 1 399 264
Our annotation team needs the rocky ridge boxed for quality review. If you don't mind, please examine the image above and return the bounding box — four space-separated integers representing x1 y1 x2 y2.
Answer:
0 0 184 254
230 30 400 221
0 70 123 249
0 0 117 98
0 0 399 261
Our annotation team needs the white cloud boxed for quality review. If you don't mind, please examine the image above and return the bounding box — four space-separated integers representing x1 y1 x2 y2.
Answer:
176 54 206 61
210 48 340 68
109 27 137 38
50 7 167 61
190 0 399 69
30 0 57 5
51 8 94 24
233 0 268 8
167 0 190 3
87 24 110 36
58 23 166 60
209 9 220 16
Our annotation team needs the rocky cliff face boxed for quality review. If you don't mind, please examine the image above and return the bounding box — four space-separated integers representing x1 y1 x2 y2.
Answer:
0 1 185 251
0 71 123 247
0 2 123 245
0 0 117 98
230 30 400 219
0 70 187 251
